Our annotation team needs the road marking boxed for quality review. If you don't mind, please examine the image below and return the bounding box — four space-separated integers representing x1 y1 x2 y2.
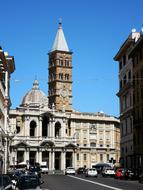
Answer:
68 175 124 190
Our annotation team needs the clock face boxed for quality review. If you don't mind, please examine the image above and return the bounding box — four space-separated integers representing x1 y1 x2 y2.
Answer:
61 89 69 98
60 85 69 98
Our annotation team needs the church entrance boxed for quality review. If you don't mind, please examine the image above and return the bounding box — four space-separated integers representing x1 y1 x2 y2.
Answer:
17 151 24 163
42 151 49 168
66 152 72 168
55 152 61 170
29 151 36 165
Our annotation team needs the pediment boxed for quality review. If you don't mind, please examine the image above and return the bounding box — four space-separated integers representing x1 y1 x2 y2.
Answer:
65 143 77 148
40 140 54 147
14 141 30 147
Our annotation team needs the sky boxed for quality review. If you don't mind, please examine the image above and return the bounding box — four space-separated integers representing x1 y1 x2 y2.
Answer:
0 0 143 117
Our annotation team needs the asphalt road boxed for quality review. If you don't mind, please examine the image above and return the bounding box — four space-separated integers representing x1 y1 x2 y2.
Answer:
41 174 143 190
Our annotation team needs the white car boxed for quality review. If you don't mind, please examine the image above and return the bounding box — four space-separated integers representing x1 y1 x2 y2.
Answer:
40 165 49 174
102 168 115 177
65 167 76 175
85 168 98 177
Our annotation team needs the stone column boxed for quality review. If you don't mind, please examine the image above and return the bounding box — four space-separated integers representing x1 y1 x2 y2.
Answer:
39 150 42 164
25 148 29 169
49 151 52 170
52 150 55 171
80 153 83 167
39 117 42 137
48 119 52 138
61 150 66 171
49 118 54 138
25 116 30 137
72 151 75 168
24 148 29 162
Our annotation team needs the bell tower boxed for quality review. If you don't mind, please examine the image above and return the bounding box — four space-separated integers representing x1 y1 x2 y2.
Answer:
48 22 72 112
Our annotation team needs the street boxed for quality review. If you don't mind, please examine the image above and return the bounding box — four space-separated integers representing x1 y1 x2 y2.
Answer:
41 174 143 190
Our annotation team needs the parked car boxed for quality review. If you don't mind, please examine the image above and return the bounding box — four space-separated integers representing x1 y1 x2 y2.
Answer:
123 169 140 180
85 168 98 177
102 168 115 177
29 165 41 178
12 173 44 190
115 168 123 179
0 174 12 190
92 163 111 174
40 165 48 174
76 167 86 174
139 172 143 183
65 167 76 175
115 168 128 179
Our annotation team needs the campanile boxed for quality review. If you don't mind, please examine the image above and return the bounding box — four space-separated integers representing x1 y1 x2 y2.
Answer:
48 22 72 112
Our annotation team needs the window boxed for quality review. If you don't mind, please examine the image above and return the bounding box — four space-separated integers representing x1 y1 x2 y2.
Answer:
55 122 61 138
100 154 103 162
106 132 110 140
130 117 133 133
65 59 69 67
133 57 135 68
90 142 96 147
123 75 127 85
84 154 86 161
119 61 122 70
77 153 79 161
16 126 20 133
120 80 122 89
107 154 109 161
136 55 139 65
83 131 87 139
30 121 36 137
128 71 131 80
139 49 142 60
123 55 126 65
60 60 63 66
65 74 69 80
99 132 103 140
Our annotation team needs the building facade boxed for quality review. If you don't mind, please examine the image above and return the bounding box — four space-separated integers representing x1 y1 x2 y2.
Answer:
129 33 143 169
0 46 15 173
115 28 143 169
9 23 120 173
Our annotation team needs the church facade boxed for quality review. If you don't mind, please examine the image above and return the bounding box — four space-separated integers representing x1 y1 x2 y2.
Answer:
9 23 120 172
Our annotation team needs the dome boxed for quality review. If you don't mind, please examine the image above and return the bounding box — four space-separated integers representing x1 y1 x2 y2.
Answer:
21 80 48 107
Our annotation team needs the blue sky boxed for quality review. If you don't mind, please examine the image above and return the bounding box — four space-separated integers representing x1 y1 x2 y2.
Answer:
1 0 143 117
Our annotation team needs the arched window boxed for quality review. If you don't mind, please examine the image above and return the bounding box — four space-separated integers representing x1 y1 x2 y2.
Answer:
90 142 96 147
55 122 61 138
42 116 49 137
30 120 36 137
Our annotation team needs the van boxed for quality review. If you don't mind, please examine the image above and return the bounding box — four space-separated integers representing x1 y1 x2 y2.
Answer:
40 162 48 174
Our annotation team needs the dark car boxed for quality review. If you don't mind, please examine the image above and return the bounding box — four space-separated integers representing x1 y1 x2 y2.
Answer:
14 173 44 190
76 167 86 174
92 163 112 174
0 174 12 190
125 169 140 180
29 165 41 178
139 172 143 183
